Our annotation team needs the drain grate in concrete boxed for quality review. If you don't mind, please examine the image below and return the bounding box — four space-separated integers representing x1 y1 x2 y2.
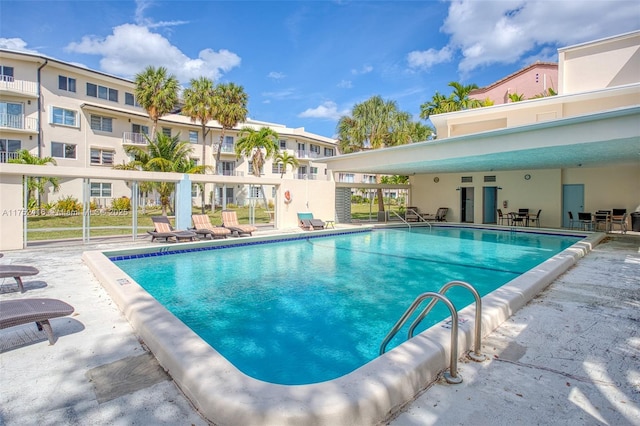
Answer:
86 353 170 403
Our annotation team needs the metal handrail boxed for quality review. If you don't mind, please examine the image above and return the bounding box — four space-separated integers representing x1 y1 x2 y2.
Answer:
389 210 411 228
379 292 462 384
405 208 432 230
408 280 486 362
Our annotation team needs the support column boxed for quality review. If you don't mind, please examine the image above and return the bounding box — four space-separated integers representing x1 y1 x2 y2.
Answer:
175 174 191 230
0 174 25 250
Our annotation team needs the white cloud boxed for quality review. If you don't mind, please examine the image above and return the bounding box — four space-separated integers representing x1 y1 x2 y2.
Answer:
262 88 297 100
407 46 453 70
441 0 640 74
268 71 286 80
65 24 241 83
298 101 348 120
337 80 353 89
0 38 38 53
351 65 373 75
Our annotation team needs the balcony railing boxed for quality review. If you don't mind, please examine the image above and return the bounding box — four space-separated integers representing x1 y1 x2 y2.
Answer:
0 77 38 97
213 143 235 153
218 170 245 177
294 173 320 180
0 114 38 131
0 151 20 163
122 132 148 145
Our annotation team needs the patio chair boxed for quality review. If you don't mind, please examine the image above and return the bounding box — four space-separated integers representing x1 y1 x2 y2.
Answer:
148 216 198 243
577 212 594 231
434 207 448 222
297 212 326 230
0 264 39 293
528 210 542 227
594 210 611 232
509 212 525 226
221 210 258 236
191 214 231 239
610 211 628 234
567 211 576 229
497 209 508 225
0 298 74 345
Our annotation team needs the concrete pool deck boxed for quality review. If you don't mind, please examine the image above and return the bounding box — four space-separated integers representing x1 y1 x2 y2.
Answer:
0 228 638 425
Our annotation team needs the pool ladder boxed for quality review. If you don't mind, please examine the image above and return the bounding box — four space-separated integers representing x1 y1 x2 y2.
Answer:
379 281 486 384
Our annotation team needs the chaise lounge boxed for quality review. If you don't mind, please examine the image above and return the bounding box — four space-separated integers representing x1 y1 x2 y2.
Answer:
221 210 258 237
297 212 326 230
192 214 232 239
148 216 198 242
0 264 39 293
0 298 75 345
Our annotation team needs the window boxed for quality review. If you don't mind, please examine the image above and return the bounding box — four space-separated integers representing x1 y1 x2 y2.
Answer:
339 173 354 183
0 139 21 163
58 75 76 92
297 142 306 152
0 102 23 128
220 161 235 176
279 139 287 149
51 142 76 159
90 115 113 132
461 176 473 183
90 182 112 197
90 148 114 165
131 124 149 134
0 66 14 82
191 184 199 198
310 144 320 154
247 161 263 175
51 107 77 127
189 131 198 143
484 175 496 182
86 83 118 102
224 135 234 144
251 186 262 198
272 163 284 174
162 127 171 137
124 92 140 107
324 147 334 156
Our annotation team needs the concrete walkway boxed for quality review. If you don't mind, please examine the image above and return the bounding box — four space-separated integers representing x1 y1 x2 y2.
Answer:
1 233 638 425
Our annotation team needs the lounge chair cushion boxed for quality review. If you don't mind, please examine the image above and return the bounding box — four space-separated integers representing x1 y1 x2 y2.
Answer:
0 265 39 293
0 298 74 345
221 211 258 236
192 214 231 239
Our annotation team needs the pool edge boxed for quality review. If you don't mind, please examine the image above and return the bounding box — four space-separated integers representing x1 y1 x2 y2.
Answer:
82 229 604 426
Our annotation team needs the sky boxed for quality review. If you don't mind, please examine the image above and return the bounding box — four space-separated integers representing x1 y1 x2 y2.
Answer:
1 0 639 138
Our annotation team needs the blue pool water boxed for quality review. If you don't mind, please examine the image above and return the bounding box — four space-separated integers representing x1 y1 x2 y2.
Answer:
113 227 580 385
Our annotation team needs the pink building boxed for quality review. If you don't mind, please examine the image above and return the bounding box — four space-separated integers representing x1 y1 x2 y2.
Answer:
469 61 558 104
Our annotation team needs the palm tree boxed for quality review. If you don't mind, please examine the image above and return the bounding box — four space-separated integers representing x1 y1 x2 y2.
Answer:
8 149 60 207
234 127 280 177
182 77 216 167
118 133 209 215
213 82 248 174
336 95 423 215
273 151 299 178
134 66 179 140
448 81 482 110
420 82 484 120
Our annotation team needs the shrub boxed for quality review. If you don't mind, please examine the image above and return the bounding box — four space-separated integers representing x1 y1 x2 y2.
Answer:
56 195 82 212
111 196 131 211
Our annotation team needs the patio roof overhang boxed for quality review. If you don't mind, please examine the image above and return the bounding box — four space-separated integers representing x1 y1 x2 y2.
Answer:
318 106 640 175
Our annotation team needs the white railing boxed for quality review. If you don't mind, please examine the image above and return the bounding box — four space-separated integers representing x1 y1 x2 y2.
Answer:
0 114 38 131
294 173 320 180
0 151 20 163
122 132 148 145
213 143 235 153
0 78 38 97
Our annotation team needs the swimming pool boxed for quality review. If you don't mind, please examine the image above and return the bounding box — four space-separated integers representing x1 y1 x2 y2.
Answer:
112 227 580 385
83 224 601 426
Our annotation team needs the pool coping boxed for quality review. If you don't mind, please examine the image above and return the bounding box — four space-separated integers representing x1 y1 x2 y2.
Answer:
82 226 604 426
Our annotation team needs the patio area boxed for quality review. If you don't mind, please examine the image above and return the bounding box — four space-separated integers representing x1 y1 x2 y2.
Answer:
0 229 638 425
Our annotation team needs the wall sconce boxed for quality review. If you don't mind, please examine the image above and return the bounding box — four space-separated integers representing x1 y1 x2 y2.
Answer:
456 187 461 191
497 187 503 190
29 135 33 140
27 100 31 105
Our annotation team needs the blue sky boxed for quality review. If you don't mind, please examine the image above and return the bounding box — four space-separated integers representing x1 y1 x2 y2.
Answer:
1 0 639 138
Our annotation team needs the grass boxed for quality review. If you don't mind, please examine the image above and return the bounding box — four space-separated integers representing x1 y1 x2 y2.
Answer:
25 203 405 241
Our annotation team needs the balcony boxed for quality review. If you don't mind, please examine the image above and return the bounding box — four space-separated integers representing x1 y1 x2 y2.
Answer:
294 173 320 180
0 151 20 163
122 132 148 145
295 150 323 160
213 143 235 154
0 114 38 134
218 169 245 177
0 77 38 98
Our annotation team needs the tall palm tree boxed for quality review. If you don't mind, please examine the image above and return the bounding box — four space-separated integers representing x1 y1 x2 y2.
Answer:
213 82 248 174
134 66 179 140
420 82 484 120
336 95 423 215
273 151 299 178
182 77 216 168
420 92 455 120
118 133 209 215
448 81 482 110
234 127 279 177
8 149 60 207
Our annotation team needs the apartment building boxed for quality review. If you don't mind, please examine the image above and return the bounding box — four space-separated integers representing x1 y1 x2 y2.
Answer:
0 49 337 208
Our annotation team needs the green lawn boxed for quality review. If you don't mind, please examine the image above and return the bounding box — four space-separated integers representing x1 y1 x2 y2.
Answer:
25 203 404 241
